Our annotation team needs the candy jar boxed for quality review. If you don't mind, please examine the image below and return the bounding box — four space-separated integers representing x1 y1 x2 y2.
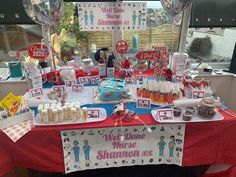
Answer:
134 60 148 74
82 58 94 76
118 57 133 79
60 66 76 82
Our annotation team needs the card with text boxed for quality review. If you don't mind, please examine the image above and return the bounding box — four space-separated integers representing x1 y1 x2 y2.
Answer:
65 80 77 87
156 109 174 121
72 84 83 93
136 75 147 84
52 85 65 92
90 76 101 84
125 77 136 84
192 90 205 99
86 109 100 119
79 76 90 85
29 88 43 98
136 98 151 109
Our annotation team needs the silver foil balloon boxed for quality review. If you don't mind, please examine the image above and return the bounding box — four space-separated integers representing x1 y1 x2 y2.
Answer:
161 0 192 16
23 0 64 27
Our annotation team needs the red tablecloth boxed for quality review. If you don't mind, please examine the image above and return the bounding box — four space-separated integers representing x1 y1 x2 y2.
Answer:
1 110 236 176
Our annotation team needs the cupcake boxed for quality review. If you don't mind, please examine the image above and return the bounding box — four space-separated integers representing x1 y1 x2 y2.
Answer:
173 107 182 117
183 111 193 121
186 106 196 114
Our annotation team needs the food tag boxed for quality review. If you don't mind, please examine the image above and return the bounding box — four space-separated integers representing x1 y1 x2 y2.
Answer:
156 109 174 121
29 88 43 98
136 98 151 109
125 77 136 84
136 75 147 84
86 109 100 119
90 75 100 84
175 76 184 82
65 80 77 87
72 84 83 93
52 85 65 92
79 76 90 84
192 90 205 99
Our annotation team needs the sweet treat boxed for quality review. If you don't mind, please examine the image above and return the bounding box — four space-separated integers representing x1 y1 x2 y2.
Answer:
38 102 81 123
99 78 130 101
183 111 193 121
118 58 132 79
186 106 196 114
136 80 182 104
173 107 182 117
197 99 216 118
183 79 213 98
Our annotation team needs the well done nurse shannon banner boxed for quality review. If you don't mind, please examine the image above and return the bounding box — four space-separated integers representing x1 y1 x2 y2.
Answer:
61 124 185 173
78 2 147 31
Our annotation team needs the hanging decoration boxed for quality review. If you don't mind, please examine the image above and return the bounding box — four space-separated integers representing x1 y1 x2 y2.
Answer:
23 0 64 69
160 0 192 17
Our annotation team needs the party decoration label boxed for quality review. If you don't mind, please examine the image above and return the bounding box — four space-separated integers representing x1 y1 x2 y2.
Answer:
29 88 43 98
90 76 101 84
52 85 65 92
78 2 147 31
136 51 160 60
136 98 151 109
65 80 77 87
86 109 100 119
125 77 136 84
27 43 49 60
175 76 184 82
156 109 174 121
79 77 90 85
72 84 83 93
192 91 205 99
116 40 128 54
61 124 185 173
136 75 147 84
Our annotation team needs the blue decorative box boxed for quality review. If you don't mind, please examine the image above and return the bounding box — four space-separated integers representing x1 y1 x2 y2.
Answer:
98 78 129 101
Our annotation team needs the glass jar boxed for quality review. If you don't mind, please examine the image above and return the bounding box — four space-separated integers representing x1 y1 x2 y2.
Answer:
134 60 148 74
82 58 94 75
60 66 76 82
119 68 133 79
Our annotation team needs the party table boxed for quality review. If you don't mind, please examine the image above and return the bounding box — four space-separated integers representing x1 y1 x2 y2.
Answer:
1 109 236 176
1 69 236 176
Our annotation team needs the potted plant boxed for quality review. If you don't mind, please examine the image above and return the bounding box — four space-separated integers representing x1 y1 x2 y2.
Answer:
60 35 78 63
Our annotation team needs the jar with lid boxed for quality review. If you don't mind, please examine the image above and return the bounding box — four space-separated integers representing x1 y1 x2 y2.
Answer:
134 60 148 74
60 66 76 82
58 108 64 122
98 51 107 77
71 108 77 121
82 58 94 75
41 109 49 123
52 109 59 123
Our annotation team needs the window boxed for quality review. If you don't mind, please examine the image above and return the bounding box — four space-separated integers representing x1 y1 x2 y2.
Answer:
123 1 182 52
0 1 183 67
186 27 236 68
0 25 42 66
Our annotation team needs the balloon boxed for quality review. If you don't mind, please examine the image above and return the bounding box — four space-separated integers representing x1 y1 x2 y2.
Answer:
23 0 64 27
161 0 192 16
